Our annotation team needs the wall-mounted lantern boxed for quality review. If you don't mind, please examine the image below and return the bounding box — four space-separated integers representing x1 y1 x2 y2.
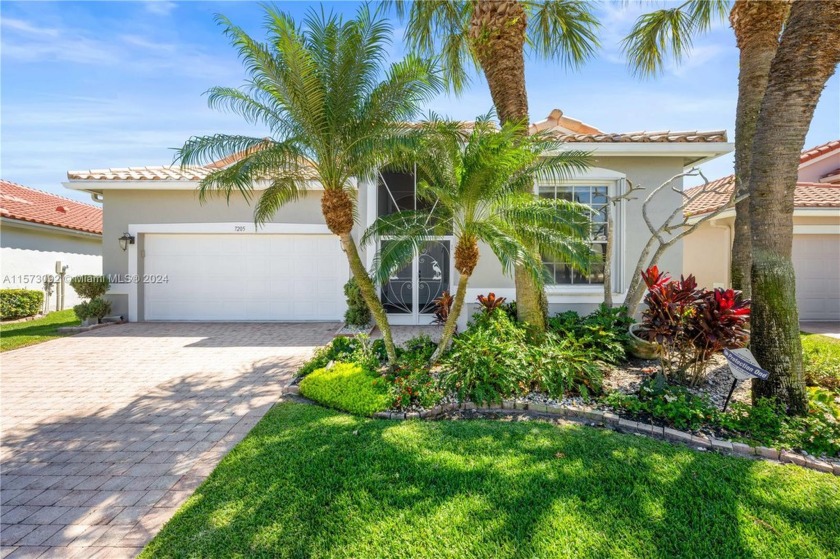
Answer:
119 232 135 251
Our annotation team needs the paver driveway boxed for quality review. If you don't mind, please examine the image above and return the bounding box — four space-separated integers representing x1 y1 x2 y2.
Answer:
1 322 338 558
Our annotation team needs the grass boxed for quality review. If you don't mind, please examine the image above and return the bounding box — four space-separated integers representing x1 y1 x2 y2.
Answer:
141 403 840 559
0 309 80 352
802 333 840 391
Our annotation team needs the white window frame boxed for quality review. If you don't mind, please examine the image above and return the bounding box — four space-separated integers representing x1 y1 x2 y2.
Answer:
534 167 626 298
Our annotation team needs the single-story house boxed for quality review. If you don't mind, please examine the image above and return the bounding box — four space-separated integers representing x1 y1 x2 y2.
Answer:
683 140 840 321
1 179 103 310
64 109 731 326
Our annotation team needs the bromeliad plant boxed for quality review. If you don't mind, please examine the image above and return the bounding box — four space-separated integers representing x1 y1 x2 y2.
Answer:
175 5 441 364
363 113 593 363
638 266 751 386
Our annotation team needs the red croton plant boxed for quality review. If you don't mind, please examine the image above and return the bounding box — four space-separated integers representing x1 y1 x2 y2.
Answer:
476 292 507 313
639 266 750 386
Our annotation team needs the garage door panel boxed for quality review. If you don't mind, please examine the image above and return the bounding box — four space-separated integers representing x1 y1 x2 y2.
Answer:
143 234 348 321
792 234 840 321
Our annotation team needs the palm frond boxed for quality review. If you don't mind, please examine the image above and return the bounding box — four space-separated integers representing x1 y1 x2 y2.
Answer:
525 0 601 68
621 0 729 77
253 177 306 225
363 210 438 284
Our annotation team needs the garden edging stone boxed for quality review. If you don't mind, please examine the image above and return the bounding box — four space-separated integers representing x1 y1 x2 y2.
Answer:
281 385 838 477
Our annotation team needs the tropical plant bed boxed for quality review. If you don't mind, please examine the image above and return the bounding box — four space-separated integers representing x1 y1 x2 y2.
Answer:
141 402 840 558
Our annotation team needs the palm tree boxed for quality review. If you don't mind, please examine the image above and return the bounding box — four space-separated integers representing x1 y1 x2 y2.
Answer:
622 0 789 298
176 5 441 364
390 0 601 333
362 114 593 362
747 0 840 414
728 0 790 297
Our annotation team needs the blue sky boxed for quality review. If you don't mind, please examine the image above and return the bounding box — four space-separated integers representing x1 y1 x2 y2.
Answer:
2 0 838 203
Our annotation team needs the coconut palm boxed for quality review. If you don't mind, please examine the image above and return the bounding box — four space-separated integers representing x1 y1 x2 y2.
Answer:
389 0 601 333
175 5 442 364
363 114 593 362
622 0 789 298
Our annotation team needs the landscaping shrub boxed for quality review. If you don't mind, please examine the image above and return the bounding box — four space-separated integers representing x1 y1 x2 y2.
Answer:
603 379 718 431
548 304 633 364
431 291 453 325
298 362 390 416
440 312 530 404
604 382 840 457
387 335 443 409
0 289 44 319
637 266 750 385
297 335 387 377
718 398 840 458
74 298 112 322
801 334 840 392
69 275 110 300
343 277 371 327
529 333 603 399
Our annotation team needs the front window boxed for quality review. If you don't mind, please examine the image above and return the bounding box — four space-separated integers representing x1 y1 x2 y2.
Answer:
539 185 608 285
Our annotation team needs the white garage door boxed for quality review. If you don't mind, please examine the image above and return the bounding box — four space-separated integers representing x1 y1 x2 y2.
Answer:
143 234 348 321
793 234 840 321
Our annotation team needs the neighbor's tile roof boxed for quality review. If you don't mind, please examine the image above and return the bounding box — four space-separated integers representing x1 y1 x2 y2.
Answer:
684 178 840 216
685 141 840 215
800 140 840 164
0 179 102 234
530 109 727 143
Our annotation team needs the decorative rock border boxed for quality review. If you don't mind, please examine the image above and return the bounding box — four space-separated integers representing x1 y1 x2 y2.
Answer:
282 384 839 476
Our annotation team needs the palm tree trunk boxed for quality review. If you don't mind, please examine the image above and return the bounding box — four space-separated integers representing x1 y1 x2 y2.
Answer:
322 188 398 364
339 232 398 364
748 0 840 414
469 0 547 332
729 0 790 296
430 273 470 364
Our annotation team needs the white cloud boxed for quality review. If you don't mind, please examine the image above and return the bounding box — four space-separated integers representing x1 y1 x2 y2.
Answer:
144 1 177 16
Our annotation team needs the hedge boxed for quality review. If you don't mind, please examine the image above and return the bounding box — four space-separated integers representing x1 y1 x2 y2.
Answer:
299 362 390 416
0 289 44 319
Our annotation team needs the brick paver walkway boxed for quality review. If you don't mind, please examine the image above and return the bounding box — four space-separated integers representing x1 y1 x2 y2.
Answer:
1 322 338 558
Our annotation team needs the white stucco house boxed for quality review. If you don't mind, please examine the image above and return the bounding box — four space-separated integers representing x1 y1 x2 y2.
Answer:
64 109 731 326
1 179 103 310
683 140 840 321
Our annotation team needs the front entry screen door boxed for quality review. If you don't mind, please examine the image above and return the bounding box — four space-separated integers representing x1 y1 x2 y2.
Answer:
381 240 450 321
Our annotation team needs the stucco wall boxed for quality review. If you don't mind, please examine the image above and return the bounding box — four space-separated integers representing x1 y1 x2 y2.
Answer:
102 189 326 277
682 217 732 289
684 213 840 289
1 222 102 309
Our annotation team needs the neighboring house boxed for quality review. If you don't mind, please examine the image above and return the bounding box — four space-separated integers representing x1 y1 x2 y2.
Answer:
1 179 103 310
64 109 731 326
684 140 840 321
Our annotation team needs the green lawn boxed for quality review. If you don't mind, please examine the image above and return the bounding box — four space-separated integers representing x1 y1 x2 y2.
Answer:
141 403 839 559
0 309 80 352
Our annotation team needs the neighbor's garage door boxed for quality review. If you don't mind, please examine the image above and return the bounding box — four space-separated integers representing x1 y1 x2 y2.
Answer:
143 234 348 321
793 234 840 321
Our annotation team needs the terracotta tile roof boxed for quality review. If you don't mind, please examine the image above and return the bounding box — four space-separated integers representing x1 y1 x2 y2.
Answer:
800 140 840 164
1 179 102 234
820 167 840 184
685 140 840 215
67 166 215 181
684 176 840 215
530 109 727 143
